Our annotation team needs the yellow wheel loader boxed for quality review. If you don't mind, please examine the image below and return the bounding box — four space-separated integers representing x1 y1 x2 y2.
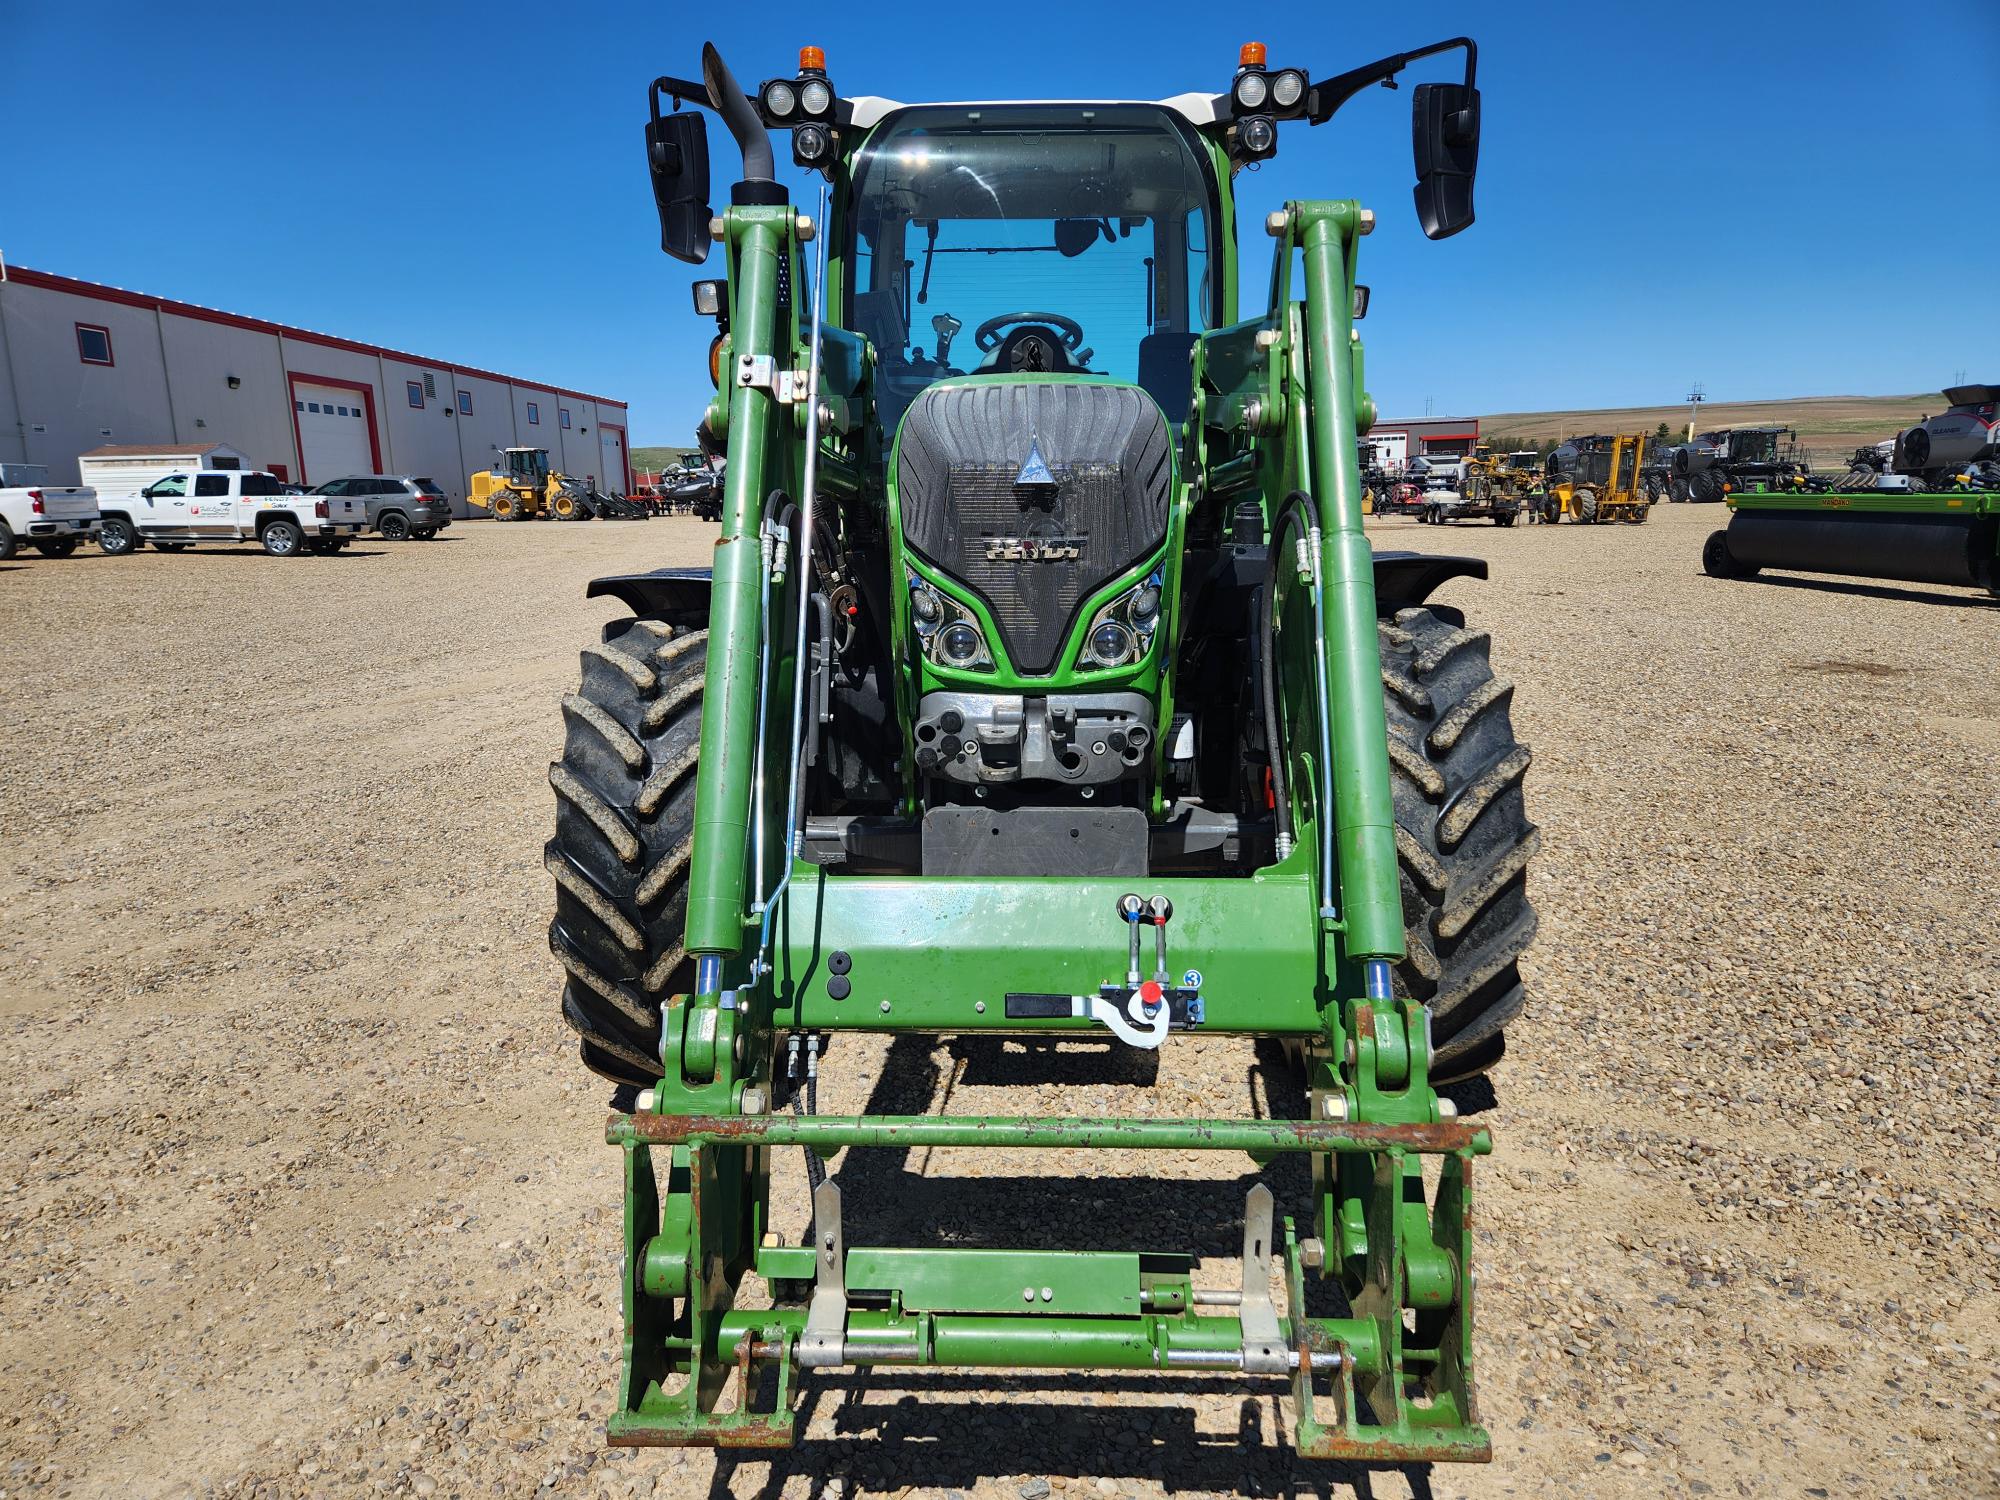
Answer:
470 446 594 522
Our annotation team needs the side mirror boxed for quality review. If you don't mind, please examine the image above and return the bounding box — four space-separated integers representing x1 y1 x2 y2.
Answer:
1351 284 1371 321
646 111 712 264
1412 82 1479 240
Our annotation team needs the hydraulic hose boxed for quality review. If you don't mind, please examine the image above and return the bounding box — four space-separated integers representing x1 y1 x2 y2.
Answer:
1257 576 1294 857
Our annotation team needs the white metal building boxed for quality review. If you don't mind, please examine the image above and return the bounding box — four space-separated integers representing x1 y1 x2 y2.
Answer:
1366 416 1481 471
0 266 631 514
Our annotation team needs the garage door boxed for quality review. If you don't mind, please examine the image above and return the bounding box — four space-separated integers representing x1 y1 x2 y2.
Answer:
600 428 626 493
294 384 375 484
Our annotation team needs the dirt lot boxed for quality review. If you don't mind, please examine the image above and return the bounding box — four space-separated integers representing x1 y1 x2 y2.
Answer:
2 508 1995 1500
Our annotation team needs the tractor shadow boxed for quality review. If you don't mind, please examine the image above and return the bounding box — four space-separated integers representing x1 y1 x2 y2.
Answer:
824 1034 1313 1259
713 1382 1440 1499
713 1038 1440 1497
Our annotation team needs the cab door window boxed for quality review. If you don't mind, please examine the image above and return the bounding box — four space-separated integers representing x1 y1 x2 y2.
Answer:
194 474 230 497
148 474 188 498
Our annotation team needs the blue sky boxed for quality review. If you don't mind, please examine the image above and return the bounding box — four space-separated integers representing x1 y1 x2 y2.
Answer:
10 1 1997 441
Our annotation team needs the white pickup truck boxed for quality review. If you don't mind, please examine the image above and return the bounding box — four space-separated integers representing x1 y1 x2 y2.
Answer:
106 469 366 557
0 463 99 559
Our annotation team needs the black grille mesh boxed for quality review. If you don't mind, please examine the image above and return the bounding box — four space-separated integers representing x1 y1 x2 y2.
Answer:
897 383 1171 674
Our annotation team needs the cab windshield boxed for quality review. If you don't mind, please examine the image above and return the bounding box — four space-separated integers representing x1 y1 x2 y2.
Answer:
846 104 1220 429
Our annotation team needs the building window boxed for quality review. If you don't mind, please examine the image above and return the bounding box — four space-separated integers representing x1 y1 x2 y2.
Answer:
75 324 114 366
407 381 424 409
295 399 305 412
457 390 473 416
526 402 539 425
560 408 571 429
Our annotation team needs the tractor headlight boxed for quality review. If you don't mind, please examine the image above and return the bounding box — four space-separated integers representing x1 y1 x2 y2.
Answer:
762 80 798 119
940 623 983 664
911 575 993 670
1233 71 1269 110
1080 571 1164 671
1088 620 1135 667
798 78 833 118
1270 68 1307 111
1238 115 1276 157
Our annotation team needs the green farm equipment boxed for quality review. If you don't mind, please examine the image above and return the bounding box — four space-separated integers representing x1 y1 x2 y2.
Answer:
1704 484 2000 595
543 36 1538 1460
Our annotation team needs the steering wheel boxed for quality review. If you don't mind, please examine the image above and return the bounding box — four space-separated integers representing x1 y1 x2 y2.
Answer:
975 312 1085 353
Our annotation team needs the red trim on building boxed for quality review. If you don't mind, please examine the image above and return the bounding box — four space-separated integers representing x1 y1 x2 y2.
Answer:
10 265 626 412
75 322 115 366
598 420 632 494
287 371 383 484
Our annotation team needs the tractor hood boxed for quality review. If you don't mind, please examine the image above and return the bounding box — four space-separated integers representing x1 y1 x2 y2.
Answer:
894 378 1173 680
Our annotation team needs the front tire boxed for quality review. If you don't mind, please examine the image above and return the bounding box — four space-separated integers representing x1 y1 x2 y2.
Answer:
545 618 707 1088
98 517 138 554
261 519 304 557
1379 607 1538 1081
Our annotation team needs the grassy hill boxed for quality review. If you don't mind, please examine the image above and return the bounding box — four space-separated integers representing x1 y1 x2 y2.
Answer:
1474 393 1942 460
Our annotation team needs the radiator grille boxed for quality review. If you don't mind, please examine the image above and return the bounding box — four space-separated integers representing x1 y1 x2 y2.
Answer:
897 383 1171 674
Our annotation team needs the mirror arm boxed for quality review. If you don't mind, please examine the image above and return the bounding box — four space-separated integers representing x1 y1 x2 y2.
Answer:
1306 36 1476 125
650 75 720 117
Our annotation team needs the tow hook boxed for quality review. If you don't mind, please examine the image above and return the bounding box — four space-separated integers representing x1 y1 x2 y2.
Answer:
1000 894 1206 1047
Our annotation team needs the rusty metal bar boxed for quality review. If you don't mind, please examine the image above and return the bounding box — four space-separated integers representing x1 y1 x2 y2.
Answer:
608 1111 1489 1154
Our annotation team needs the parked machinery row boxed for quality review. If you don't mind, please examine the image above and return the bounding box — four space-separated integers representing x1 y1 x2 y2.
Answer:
469 446 726 523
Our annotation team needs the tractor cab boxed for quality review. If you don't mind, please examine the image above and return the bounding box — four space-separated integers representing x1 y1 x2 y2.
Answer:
847 104 1219 432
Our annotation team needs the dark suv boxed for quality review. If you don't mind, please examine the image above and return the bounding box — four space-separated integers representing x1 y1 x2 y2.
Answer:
309 475 455 539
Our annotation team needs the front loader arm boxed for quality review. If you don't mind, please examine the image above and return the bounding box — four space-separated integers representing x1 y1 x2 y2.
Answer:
1292 201 1403 965
686 204 804 966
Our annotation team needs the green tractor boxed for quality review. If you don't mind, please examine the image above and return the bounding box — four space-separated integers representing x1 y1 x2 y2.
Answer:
545 35 1537 1459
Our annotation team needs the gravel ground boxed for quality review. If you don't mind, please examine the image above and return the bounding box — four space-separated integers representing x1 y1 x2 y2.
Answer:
1 506 1995 1500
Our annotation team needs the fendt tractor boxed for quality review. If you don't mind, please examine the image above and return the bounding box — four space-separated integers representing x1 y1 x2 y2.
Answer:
541 37 1539 1459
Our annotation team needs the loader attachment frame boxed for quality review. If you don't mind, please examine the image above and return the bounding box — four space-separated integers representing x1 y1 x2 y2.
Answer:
595 184 1494 1463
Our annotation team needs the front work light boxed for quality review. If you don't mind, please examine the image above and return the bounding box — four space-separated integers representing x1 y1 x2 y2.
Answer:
793 123 833 169
762 79 797 119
